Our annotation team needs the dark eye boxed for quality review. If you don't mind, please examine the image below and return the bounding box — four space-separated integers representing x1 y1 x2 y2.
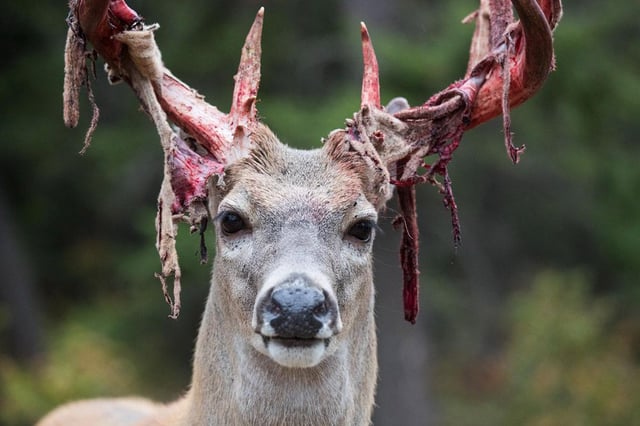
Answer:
347 220 374 242
219 212 247 235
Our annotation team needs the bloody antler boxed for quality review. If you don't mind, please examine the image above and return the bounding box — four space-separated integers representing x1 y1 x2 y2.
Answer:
65 0 264 318
70 0 262 162
356 0 562 323
464 0 561 129
64 0 562 323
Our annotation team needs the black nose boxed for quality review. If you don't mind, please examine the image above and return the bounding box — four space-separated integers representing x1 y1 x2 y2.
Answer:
263 278 331 339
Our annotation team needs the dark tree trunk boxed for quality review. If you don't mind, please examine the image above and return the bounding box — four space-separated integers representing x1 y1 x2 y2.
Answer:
372 221 439 425
0 188 45 364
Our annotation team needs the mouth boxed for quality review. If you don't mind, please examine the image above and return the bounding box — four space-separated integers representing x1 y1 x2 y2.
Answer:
261 335 330 349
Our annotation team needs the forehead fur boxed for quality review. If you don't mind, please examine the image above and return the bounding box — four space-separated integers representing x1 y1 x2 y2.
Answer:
221 124 391 212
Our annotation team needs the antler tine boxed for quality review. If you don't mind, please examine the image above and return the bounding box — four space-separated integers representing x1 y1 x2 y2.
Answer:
394 0 560 131
360 23 381 109
162 9 265 163
467 0 559 128
227 8 264 163
230 7 264 127
75 0 141 66
539 0 563 31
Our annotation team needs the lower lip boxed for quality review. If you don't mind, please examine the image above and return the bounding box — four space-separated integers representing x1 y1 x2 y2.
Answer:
262 336 330 349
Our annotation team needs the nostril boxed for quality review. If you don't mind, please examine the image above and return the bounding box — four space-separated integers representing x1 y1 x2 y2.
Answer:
312 299 329 317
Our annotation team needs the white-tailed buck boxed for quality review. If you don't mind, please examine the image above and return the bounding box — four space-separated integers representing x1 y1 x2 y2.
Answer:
40 0 561 424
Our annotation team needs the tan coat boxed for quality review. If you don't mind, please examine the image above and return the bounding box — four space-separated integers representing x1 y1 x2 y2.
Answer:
38 126 387 426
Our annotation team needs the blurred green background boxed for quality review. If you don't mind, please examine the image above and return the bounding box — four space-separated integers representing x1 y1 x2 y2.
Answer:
1 0 639 425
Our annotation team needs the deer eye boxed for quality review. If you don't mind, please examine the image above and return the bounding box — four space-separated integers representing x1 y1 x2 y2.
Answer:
219 211 247 235
347 220 374 243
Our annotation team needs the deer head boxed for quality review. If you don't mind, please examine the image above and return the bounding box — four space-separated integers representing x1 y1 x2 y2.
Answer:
52 0 562 423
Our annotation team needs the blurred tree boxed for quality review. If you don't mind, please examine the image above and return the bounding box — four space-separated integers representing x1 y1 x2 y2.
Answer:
503 270 640 426
0 189 44 364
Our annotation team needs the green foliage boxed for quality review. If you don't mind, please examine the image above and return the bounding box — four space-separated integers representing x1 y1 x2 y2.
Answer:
436 270 640 426
0 323 140 425
504 271 640 426
0 217 209 425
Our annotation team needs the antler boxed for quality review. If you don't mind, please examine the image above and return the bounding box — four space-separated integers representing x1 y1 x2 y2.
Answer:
355 0 562 323
65 0 264 318
64 0 562 323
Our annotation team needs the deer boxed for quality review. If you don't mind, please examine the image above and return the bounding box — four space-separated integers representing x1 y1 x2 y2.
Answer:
39 0 561 425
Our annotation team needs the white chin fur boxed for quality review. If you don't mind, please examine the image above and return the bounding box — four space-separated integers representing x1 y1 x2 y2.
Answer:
268 340 326 368
252 336 327 368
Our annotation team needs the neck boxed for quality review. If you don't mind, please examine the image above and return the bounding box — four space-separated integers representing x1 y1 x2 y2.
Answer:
183 281 377 426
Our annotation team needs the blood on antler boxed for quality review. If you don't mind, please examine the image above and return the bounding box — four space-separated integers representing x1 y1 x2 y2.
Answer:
64 0 562 322
355 0 562 322
65 0 265 318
